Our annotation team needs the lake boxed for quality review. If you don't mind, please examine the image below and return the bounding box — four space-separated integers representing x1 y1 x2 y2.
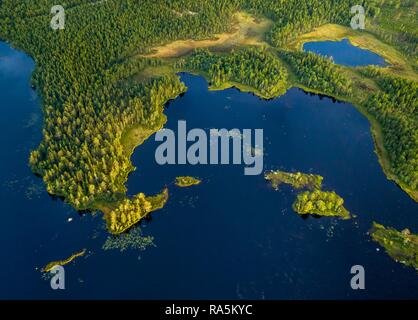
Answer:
303 38 387 67
0 41 416 299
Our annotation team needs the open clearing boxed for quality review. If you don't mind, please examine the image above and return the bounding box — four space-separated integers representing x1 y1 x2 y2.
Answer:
143 12 272 58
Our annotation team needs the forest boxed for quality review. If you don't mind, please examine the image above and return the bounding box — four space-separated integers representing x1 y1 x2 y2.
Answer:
107 189 169 235
0 0 416 233
179 47 288 98
280 51 353 97
241 0 353 47
292 190 351 219
265 171 352 220
361 67 418 193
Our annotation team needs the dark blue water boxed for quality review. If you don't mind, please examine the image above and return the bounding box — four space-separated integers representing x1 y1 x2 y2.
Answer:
1 42 417 299
303 38 387 67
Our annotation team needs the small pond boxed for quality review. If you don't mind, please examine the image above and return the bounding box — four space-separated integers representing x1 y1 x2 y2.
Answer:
303 38 387 67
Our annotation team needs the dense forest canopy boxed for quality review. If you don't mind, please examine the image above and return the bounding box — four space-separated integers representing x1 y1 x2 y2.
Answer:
0 0 417 232
242 0 353 47
280 50 353 97
361 68 418 190
293 190 351 219
1 0 239 210
179 47 289 98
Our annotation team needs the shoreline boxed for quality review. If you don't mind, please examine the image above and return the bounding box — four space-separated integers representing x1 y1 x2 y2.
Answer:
2 18 417 232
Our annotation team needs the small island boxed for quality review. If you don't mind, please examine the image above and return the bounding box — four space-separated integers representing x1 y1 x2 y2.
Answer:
292 190 351 219
175 176 202 187
42 249 87 273
265 170 323 191
370 222 418 271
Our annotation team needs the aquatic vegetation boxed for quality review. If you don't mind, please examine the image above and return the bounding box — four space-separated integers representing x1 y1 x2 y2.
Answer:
370 222 418 271
292 190 351 219
106 189 169 235
42 249 86 273
103 227 155 252
175 176 202 187
23 113 40 128
265 170 323 191
25 181 43 200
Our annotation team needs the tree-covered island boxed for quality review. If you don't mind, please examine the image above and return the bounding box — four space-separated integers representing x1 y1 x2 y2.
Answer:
292 190 351 219
370 222 418 271
175 176 202 187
